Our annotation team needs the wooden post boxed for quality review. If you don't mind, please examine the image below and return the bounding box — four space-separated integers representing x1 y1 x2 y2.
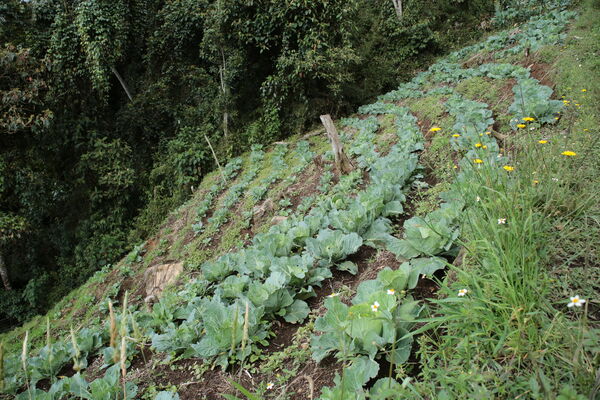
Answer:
320 114 354 175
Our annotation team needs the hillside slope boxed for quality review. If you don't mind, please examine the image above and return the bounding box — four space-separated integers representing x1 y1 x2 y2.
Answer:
1 1 599 399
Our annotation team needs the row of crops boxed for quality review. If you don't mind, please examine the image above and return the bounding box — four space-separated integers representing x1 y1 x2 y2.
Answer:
0 5 575 400
192 139 318 248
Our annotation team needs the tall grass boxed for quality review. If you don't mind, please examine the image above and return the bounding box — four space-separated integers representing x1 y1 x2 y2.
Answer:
413 3 600 396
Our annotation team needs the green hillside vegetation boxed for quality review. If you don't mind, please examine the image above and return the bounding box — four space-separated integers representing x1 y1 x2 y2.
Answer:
1 0 599 399
0 0 497 325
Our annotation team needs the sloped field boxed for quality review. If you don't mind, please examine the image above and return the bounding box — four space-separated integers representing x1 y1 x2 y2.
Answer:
1 1 599 399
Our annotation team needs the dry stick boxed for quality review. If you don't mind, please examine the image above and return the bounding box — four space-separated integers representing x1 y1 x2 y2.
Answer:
21 331 31 400
277 374 314 400
180 380 204 387
120 337 127 400
231 304 239 373
108 300 120 364
46 317 51 348
70 327 82 372
204 133 227 184
0 341 5 392
301 129 324 140
46 317 55 381
238 302 250 378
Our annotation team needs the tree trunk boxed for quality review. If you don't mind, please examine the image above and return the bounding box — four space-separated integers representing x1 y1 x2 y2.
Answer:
111 66 133 101
0 253 11 291
391 0 403 18
219 48 229 138
320 114 354 175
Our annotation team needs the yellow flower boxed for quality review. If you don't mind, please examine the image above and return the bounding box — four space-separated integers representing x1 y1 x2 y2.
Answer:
479 133 483 136
474 159 483 164
429 126 441 132
554 117 559 120
475 143 482 148
482 145 488 149
522 117 535 122
538 140 548 144
503 165 514 171
533 180 539 185
563 100 570 104
453 165 458 169
516 124 526 129
561 151 577 156
452 134 460 138
581 89 587 92
584 129 589 132
485 131 491 135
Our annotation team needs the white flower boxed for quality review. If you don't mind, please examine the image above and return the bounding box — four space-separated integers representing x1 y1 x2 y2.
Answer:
457 289 468 297
498 218 507 224
387 289 395 295
476 196 481 202
371 301 380 312
552 177 559 182
567 295 586 308
266 382 274 390
326 293 339 298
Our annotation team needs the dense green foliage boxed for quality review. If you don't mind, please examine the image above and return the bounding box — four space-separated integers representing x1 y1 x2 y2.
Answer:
0 0 499 326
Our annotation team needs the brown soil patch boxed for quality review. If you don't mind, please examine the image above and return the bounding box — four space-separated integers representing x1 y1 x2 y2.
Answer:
522 58 555 89
493 78 517 112
252 161 326 232
461 51 497 69
281 163 325 211
355 248 401 283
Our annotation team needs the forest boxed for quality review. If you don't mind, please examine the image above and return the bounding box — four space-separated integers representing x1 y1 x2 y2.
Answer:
1 0 496 326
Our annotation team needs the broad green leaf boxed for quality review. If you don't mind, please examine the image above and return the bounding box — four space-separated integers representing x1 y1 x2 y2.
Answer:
352 280 383 305
155 391 181 400
283 299 310 324
337 260 358 275
369 378 402 399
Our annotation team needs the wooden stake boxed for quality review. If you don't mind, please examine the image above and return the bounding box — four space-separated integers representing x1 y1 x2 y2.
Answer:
320 114 354 175
204 133 227 184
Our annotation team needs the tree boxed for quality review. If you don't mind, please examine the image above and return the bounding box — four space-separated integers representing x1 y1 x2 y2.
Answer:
74 0 130 98
391 0 403 18
0 213 27 290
